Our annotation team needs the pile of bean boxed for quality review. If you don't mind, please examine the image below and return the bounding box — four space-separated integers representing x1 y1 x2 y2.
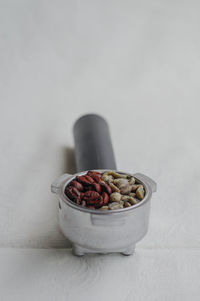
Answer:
65 170 145 210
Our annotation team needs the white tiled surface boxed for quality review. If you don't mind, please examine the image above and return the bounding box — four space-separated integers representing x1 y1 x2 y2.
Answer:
0 0 200 300
1 249 200 301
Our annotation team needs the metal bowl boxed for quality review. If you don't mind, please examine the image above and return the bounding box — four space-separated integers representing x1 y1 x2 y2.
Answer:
51 170 156 256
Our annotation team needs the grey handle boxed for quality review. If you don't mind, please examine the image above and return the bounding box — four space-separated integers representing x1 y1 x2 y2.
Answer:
73 114 117 172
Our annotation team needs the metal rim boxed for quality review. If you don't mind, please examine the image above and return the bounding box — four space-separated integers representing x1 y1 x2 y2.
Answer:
59 169 152 215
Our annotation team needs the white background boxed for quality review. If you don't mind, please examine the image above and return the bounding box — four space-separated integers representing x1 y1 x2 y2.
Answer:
0 0 200 300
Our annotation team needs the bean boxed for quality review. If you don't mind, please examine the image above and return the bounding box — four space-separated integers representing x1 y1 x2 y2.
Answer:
102 174 114 183
103 171 128 179
113 178 129 188
128 177 135 185
129 192 136 198
131 184 142 191
109 183 120 193
136 186 145 200
124 201 131 208
110 192 122 202
121 195 137 205
120 185 133 195
99 206 109 210
108 202 124 210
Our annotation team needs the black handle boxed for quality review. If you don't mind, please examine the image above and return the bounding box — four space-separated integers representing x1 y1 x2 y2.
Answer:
73 114 117 172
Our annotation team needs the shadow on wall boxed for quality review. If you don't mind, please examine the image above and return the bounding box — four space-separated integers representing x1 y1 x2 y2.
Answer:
51 146 77 249
39 146 77 249
61 146 77 175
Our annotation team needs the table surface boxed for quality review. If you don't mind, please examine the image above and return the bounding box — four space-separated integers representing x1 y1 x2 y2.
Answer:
0 0 200 300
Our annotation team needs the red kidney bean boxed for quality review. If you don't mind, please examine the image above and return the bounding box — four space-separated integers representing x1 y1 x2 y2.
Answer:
65 186 80 200
87 171 102 183
84 185 94 191
83 191 102 206
70 180 84 191
100 182 112 194
77 175 94 185
92 183 101 193
102 192 109 205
